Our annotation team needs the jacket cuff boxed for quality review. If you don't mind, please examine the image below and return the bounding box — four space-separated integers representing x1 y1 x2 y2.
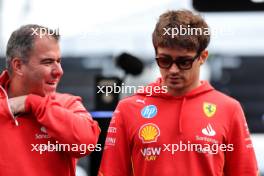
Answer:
25 94 43 113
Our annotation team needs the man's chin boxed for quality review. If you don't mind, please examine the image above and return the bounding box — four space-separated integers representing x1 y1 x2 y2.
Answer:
167 82 184 89
39 89 57 97
162 80 185 92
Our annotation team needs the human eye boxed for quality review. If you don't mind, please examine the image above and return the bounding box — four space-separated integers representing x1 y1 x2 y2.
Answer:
40 59 54 65
156 56 172 67
56 58 62 64
177 58 193 68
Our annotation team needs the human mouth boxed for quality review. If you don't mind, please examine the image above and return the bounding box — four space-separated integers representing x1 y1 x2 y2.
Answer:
167 75 184 84
46 81 58 88
168 76 182 81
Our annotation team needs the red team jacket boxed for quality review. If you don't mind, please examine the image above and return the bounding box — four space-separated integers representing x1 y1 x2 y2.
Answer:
99 78 258 176
0 70 100 176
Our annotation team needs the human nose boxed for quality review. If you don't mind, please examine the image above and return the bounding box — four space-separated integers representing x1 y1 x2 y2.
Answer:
169 62 180 73
52 62 63 77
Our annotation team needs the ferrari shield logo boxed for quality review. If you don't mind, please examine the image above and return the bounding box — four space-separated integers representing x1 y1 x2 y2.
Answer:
203 102 216 118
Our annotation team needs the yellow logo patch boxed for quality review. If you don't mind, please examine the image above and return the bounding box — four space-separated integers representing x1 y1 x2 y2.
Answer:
139 123 160 143
203 102 216 118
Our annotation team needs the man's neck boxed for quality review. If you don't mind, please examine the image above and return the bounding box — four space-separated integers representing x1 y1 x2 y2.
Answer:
8 79 26 98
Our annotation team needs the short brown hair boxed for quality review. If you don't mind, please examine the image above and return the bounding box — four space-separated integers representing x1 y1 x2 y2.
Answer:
152 10 210 54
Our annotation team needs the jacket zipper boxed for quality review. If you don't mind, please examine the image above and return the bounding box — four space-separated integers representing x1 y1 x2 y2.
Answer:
0 86 19 126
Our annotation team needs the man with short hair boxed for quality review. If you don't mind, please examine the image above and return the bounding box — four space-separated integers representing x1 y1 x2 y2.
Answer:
0 24 100 176
99 10 258 175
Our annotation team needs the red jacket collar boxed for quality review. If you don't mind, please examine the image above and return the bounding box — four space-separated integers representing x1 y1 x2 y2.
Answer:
0 70 11 91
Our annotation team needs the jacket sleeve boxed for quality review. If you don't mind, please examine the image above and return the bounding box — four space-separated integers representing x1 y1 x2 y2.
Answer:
25 94 100 157
224 102 259 175
98 103 133 176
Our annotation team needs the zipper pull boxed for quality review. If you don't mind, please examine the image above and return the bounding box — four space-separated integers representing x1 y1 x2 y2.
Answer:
13 115 19 126
14 119 19 126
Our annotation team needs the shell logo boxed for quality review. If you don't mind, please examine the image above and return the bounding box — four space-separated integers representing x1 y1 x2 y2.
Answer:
139 123 160 143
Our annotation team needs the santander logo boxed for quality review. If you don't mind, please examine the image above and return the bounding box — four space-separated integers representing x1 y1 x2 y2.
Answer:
40 126 47 133
202 123 216 137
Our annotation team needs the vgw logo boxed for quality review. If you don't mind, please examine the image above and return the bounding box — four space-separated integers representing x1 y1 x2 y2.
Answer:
141 105 158 119
140 147 162 161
